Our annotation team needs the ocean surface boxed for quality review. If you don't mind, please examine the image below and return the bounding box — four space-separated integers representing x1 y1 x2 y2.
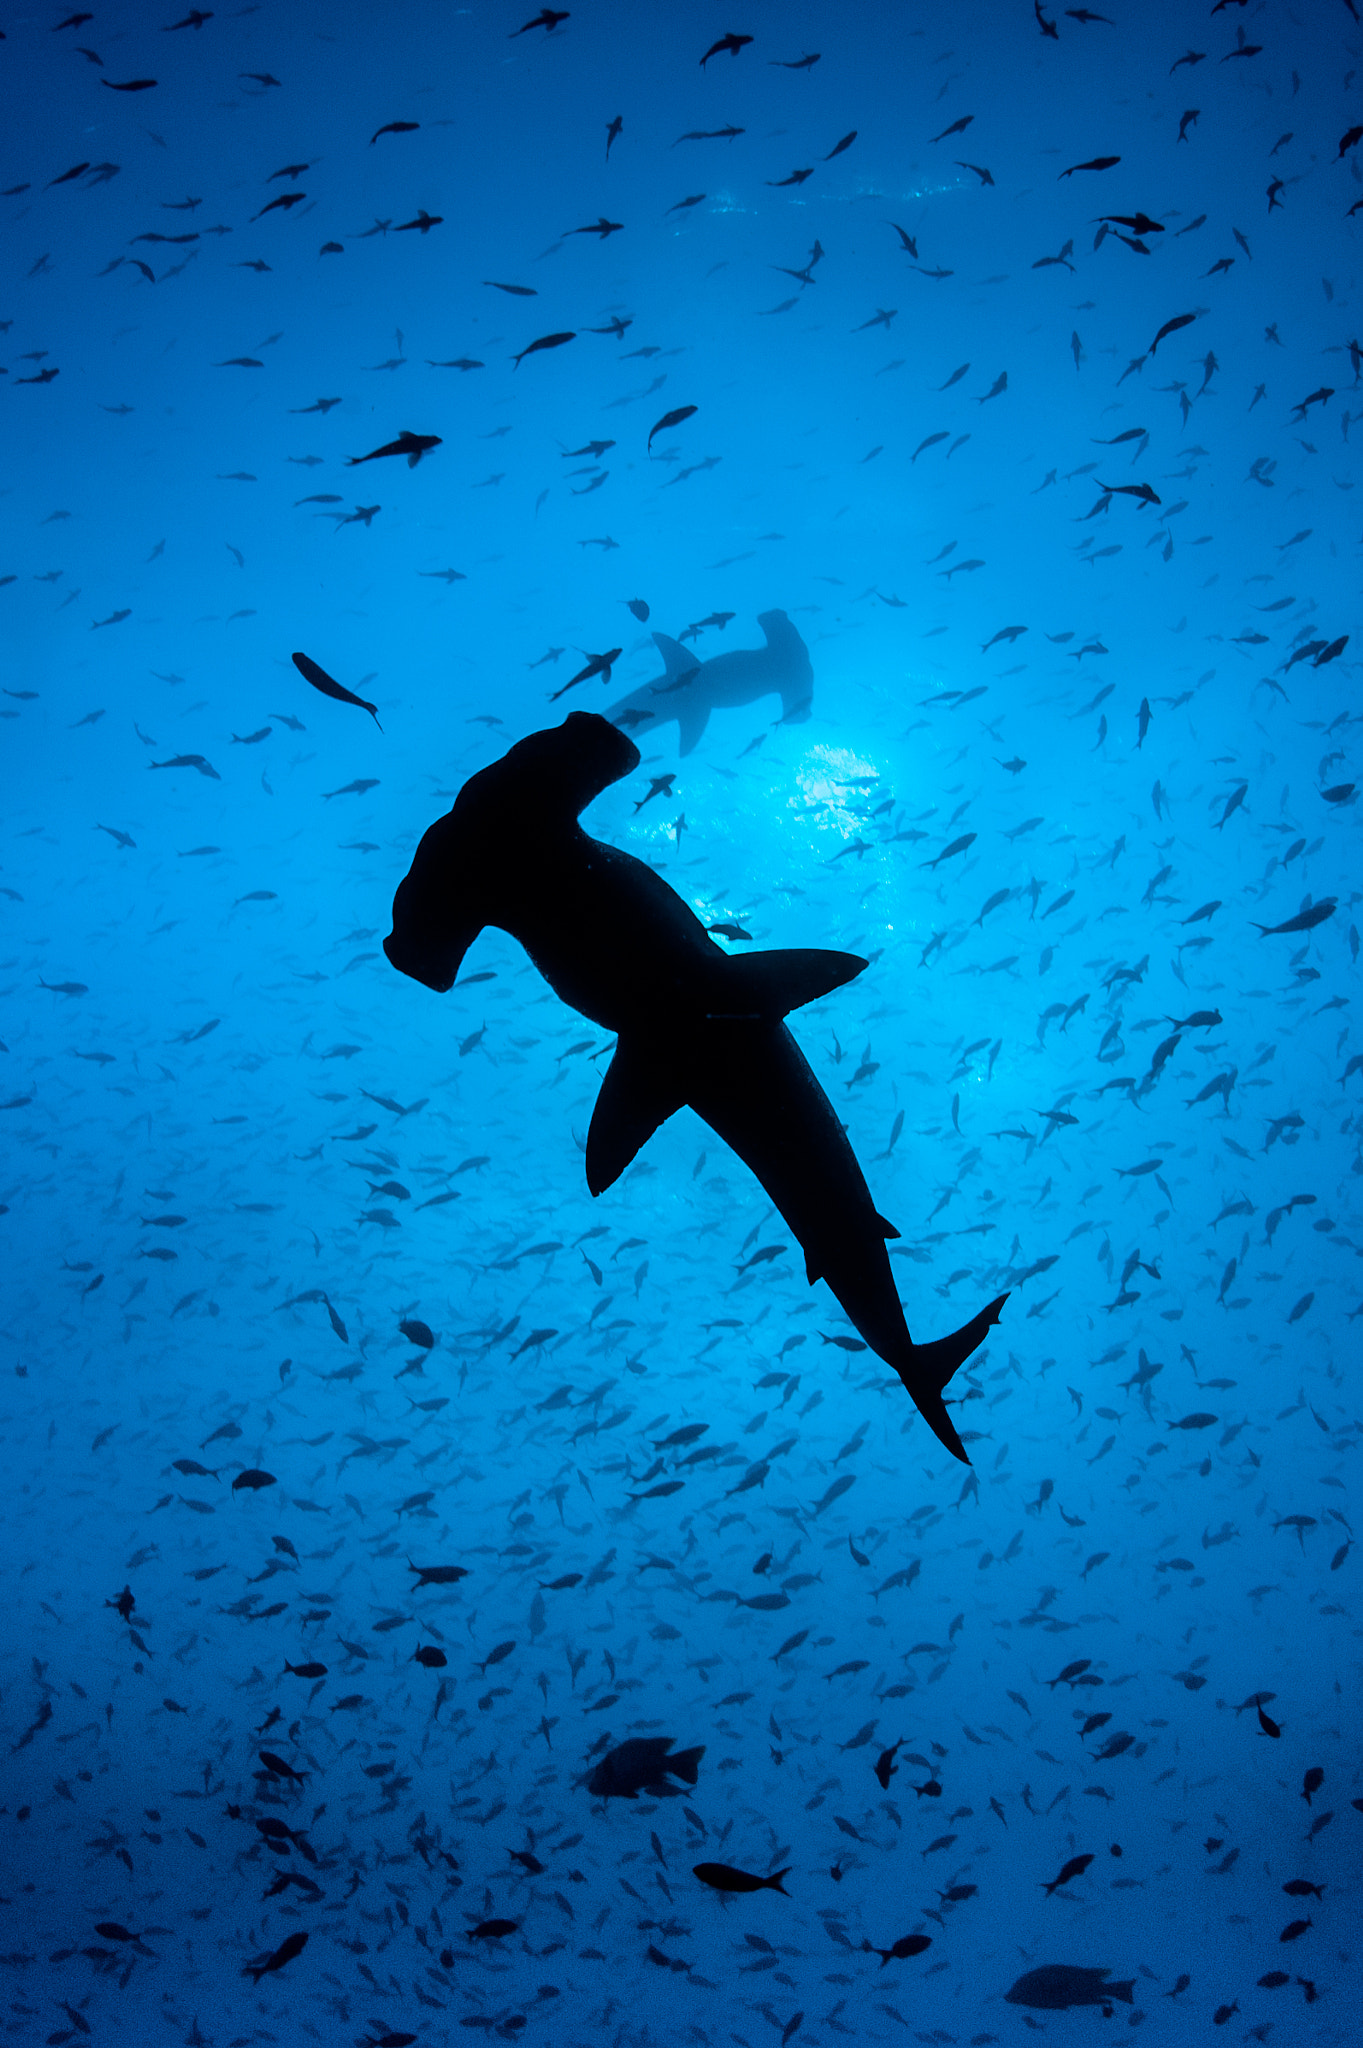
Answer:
2 1 1361 2042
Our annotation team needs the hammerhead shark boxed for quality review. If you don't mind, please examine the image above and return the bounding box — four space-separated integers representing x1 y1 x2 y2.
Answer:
603 608 814 754
384 712 1006 1462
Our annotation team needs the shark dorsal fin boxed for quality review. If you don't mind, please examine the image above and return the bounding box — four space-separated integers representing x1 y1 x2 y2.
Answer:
651 632 702 688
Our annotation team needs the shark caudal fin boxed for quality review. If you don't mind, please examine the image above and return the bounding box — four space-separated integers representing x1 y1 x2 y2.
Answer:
720 949 868 1017
898 1293 1009 1464
585 1040 687 1196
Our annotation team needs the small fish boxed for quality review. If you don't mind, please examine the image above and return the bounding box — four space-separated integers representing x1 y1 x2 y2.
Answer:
1059 155 1121 178
863 1932 932 1966
1254 899 1336 936
242 1929 307 1983
512 331 575 370
1042 1851 1094 1894
292 651 382 729
346 430 440 468
408 1559 469 1586
1147 311 1198 355
693 1861 789 1894
648 404 698 451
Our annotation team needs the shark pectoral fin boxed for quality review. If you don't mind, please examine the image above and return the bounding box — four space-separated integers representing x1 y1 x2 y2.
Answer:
899 1294 1010 1465
586 1041 687 1196
727 949 869 1017
876 1213 900 1240
675 700 708 756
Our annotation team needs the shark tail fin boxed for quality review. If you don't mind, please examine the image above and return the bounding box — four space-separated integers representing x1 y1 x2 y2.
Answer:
722 948 867 1018
898 1293 1009 1464
586 1039 687 1196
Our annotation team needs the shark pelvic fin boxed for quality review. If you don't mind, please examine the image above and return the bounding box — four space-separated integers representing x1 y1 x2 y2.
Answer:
719 948 868 1017
586 1039 687 1196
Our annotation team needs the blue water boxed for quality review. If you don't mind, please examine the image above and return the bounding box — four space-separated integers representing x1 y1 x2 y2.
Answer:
3 2 1360 2041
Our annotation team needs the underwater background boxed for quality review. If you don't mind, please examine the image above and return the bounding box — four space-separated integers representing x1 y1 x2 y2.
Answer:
2 0 1361 2041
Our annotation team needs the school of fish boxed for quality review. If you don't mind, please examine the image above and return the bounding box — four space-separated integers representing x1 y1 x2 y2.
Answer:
1 2 1360 2044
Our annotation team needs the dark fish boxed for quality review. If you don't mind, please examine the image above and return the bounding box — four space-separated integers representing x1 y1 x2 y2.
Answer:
587 1737 704 1799
231 1468 276 1491
1007 1966 1133 2011
1147 311 1198 355
693 1861 789 1894
151 750 221 779
922 832 977 869
863 1932 932 1966
292 651 383 729
345 430 440 468
1059 155 1120 176
874 1739 903 1789
259 1750 307 1783
371 120 419 143
1253 898 1336 936
1042 1852 1094 1894
512 331 575 369
648 404 698 451
242 1929 307 1983
470 1918 518 1938
700 31 752 64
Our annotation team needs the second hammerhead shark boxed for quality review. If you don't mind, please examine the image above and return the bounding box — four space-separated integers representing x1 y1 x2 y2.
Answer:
603 608 814 754
383 711 1006 1462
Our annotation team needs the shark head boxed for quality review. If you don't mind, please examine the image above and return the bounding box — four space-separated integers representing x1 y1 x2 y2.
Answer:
499 710 641 818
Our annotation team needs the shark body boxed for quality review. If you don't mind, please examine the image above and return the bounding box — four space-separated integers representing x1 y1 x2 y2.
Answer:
384 712 1004 1460
604 608 814 753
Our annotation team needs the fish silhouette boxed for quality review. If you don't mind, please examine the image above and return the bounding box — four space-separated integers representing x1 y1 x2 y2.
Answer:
384 711 1005 1460
603 609 814 754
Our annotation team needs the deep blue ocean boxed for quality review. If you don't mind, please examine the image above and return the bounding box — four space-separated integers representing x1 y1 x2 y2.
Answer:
3 1 1361 2041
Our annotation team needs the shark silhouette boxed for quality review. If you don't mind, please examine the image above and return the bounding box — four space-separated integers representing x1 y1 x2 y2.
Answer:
604 608 814 754
384 712 1005 1461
